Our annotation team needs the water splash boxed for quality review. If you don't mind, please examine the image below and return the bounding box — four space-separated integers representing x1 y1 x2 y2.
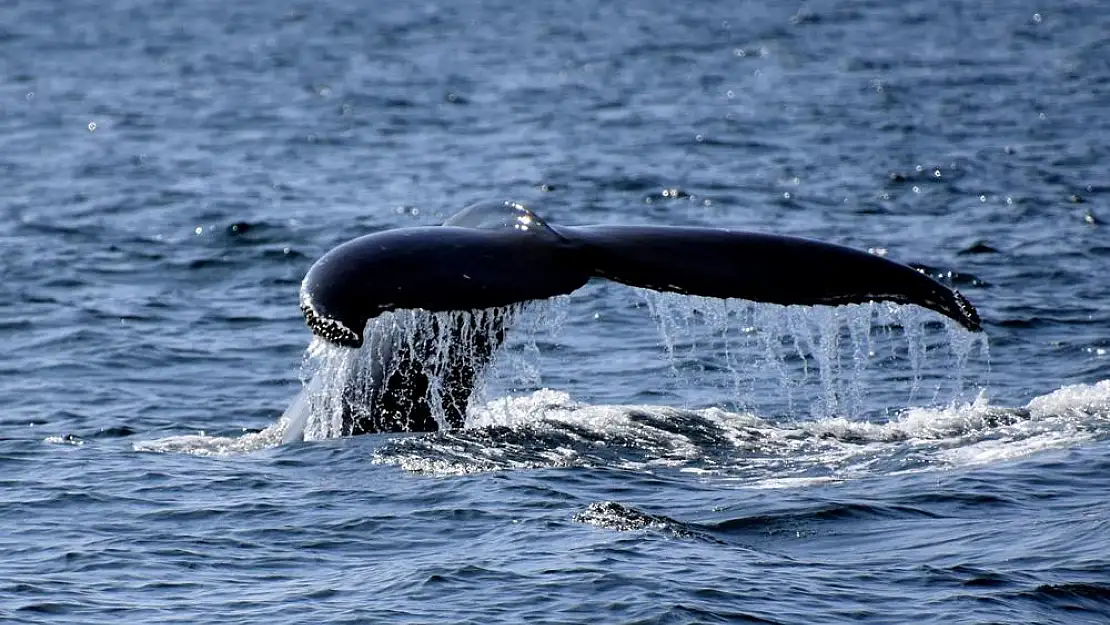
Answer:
479 296 571 405
280 301 572 442
639 292 989 419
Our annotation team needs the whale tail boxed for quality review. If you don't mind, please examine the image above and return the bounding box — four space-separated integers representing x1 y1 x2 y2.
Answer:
300 202 981 348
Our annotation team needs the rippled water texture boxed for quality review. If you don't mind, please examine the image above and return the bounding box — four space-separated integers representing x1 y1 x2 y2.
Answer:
3 0 1109 623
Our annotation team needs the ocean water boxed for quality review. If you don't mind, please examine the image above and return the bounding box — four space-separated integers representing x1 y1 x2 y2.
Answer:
3 0 1110 623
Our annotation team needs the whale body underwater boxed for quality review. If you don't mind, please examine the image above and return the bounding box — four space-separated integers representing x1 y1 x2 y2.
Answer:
286 201 981 440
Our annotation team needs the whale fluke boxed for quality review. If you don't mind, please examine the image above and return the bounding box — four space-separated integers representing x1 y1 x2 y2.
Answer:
301 201 981 349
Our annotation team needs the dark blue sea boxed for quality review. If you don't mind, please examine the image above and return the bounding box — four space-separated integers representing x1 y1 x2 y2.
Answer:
3 0 1110 623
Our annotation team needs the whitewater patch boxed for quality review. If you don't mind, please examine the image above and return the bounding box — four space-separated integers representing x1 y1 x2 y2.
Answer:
370 380 1110 480
132 381 1110 489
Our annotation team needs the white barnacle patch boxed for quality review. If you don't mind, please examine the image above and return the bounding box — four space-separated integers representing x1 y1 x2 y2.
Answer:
299 291 360 347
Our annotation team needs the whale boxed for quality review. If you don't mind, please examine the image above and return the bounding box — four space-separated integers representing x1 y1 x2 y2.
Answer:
286 200 981 440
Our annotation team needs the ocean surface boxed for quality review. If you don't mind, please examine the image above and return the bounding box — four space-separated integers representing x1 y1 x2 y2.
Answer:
3 0 1109 623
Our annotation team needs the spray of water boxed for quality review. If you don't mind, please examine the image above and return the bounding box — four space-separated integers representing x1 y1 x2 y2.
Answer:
282 299 574 442
638 292 989 420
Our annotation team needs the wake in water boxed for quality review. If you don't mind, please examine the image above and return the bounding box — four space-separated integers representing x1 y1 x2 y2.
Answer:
371 382 1110 481
133 299 1110 483
133 381 1110 486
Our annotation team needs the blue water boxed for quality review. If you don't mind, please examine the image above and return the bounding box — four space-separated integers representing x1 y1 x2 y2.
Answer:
3 0 1110 623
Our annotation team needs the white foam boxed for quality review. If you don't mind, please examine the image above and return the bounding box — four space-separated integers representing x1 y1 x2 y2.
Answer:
1027 379 1110 417
467 388 581 428
132 424 285 456
44 434 84 446
802 391 995 443
937 430 1089 467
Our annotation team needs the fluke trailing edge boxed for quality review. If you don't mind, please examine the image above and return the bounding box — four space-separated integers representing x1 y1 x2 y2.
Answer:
291 200 981 438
